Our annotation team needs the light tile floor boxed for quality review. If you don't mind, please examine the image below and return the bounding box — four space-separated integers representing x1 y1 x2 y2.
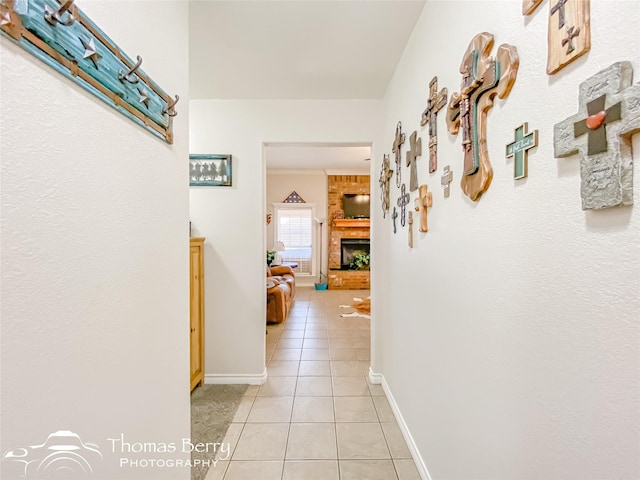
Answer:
205 288 421 480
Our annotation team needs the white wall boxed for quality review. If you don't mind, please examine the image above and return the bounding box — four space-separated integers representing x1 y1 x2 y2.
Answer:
0 2 190 479
189 100 382 381
372 0 640 479
267 171 328 286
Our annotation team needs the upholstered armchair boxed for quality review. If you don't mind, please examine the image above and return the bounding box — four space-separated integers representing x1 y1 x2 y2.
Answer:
266 266 295 324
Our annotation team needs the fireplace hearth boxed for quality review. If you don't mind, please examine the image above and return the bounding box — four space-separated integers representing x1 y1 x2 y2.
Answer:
340 238 370 270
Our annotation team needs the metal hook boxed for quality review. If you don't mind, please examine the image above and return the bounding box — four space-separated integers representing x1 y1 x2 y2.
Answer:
163 95 179 117
118 55 143 84
45 0 75 27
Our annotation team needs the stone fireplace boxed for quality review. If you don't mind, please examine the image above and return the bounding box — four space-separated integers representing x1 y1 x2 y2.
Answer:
341 238 370 270
327 174 370 289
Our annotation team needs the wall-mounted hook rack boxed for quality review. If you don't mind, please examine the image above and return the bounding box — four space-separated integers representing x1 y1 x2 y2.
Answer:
0 0 177 144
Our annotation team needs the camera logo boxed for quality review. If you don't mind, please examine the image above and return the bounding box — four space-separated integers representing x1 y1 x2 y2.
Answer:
3 430 103 479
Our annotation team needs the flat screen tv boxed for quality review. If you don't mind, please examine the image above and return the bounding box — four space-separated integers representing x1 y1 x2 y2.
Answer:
342 194 370 219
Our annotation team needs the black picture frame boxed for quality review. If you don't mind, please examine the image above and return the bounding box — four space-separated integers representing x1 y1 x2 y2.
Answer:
189 154 232 187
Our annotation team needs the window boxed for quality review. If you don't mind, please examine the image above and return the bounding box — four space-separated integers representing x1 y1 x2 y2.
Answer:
274 204 316 275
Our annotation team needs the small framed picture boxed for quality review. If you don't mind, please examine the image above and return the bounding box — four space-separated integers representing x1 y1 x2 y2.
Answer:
189 154 232 187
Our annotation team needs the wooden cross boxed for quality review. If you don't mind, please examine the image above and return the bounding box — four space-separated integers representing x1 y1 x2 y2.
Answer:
379 154 393 218
421 76 448 173
408 211 414 248
554 61 640 210
406 131 422 192
414 184 433 233
561 26 580 54
441 165 453 197
391 207 398 234
397 183 410 227
447 32 519 201
392 122 405 188
546 0 590 74
522 0 543 15
506 123 538 179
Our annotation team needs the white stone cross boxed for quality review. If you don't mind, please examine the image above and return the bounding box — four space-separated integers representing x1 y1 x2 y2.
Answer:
554 62 640 209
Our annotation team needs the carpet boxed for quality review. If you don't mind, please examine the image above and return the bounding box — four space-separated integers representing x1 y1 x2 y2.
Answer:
190 384 248 480
339 296 371 319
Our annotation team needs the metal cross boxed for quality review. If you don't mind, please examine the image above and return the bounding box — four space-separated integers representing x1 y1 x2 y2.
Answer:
397 183 410 227
391 207 398 234
392 122 405 188
562 26 580 54
379 154 394 218
441 165 453 197
421 76 448 173
408 211 414 248
406 131 422 192
550 0 568 29
506 123 538 179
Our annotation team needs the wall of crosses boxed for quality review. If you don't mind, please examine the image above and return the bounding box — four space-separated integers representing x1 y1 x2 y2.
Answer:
378 0 639 250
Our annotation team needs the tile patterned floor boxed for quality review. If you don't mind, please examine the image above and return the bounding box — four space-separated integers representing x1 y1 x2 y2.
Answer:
205 288 421 480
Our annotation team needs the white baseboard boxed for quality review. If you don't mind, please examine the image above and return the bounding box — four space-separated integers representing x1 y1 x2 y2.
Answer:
369 367 432 480
368 367 383 385
204 368 267 385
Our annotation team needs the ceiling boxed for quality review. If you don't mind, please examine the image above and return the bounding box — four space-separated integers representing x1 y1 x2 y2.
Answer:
265 144 371 171
189 1 426 99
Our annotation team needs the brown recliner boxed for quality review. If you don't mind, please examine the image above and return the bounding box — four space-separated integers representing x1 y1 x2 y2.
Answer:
266 265 295 324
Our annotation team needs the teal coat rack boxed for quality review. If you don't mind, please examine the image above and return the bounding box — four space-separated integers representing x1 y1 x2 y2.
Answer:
0 0 178 143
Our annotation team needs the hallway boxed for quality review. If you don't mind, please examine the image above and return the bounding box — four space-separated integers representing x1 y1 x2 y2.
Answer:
206 287 420 480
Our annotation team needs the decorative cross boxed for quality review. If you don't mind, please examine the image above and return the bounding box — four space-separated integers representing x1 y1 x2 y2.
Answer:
554 61 640 210
550 0 568 28
546 0 590 75
414 184 433 233
408 211 414 248
421 76 448 173
506 123 538 179
397 183 410 227
391 207 398 234
406 131 422 192
392 122 405 188
379 154 394 218
447 32 519 201
522 0 543 15
561 26 580 54
441 166 453 197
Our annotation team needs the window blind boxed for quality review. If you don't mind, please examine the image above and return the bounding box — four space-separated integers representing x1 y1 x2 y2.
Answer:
277 208 313 274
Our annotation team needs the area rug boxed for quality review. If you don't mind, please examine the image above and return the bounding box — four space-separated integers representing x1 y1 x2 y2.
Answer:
190 384 248 480
339 296 371 319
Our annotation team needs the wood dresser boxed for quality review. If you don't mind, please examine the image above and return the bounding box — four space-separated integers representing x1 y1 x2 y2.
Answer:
190 237 205 390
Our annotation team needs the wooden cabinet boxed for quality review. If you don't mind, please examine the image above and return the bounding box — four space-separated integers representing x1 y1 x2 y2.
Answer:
190 237 205 391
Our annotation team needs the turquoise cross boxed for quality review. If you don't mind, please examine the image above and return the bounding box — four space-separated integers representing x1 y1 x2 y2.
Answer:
506 123 538 179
